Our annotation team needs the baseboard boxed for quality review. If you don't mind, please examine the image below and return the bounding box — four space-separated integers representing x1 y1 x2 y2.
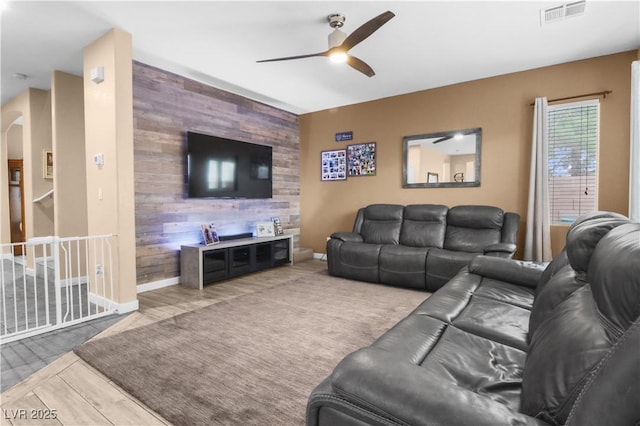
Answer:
137 276 180 293
313 252 327 261
58 276 88 287
114 299 139 314
89 292 139 314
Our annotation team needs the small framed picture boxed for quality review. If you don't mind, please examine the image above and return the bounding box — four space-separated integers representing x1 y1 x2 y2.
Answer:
321 149 347 181
271 217 284 235
201 223 220 246
347 142 376 176
43 149 53 179
256 221 275 237
427 172 439 183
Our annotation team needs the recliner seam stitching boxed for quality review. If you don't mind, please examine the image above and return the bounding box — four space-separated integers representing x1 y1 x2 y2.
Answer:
309 393 405 426
565 317 640 424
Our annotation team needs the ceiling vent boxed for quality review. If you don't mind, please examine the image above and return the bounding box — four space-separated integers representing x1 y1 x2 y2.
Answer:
541 0 586 25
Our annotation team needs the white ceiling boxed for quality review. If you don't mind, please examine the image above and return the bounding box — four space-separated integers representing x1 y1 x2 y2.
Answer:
2 1 639 114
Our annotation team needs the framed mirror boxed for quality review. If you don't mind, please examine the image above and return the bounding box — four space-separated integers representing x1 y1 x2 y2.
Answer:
403 127 481 188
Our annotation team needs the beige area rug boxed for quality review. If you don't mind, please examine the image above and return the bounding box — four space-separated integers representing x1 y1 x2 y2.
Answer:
75 270 428 426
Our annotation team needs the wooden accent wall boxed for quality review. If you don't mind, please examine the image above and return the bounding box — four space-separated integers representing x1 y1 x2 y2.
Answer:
133 62 299 286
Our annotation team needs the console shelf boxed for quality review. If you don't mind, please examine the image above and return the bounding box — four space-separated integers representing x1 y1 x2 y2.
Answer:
180 235 293 289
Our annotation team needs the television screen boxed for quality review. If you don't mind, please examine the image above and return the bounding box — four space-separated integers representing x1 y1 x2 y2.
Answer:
187 131 272 199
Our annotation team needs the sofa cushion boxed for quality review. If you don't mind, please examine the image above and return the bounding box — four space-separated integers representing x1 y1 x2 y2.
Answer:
565 223 640 426
588 223 640 334
379 245 428 289
565 216 630 273
521 222 640 425
521 285 611 424
444 205 504 252
528 266 582 337
398 204 448 248
425 248 477 291
535 212 627 294
529 215 629 337
359 204 404 245
333 242 382 283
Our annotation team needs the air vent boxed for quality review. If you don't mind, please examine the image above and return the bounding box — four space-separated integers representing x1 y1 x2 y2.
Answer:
541 0 586 25
565 0 587 17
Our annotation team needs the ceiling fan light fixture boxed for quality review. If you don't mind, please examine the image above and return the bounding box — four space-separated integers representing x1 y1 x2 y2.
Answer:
328 28 347 48
329 49 348 63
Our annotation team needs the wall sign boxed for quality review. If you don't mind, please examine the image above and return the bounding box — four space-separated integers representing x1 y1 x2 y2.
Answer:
335 131 353 142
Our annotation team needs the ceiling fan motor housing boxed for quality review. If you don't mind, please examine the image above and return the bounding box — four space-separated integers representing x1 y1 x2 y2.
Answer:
327 13 347 48
327 13 345 28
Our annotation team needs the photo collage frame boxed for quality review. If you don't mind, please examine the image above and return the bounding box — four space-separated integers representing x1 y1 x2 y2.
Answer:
321 140 376 181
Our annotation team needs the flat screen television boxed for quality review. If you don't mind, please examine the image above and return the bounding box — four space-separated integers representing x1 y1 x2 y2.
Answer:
187 131 272 199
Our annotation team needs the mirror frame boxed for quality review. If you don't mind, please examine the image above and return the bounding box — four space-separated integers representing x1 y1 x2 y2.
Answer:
402 127 482 188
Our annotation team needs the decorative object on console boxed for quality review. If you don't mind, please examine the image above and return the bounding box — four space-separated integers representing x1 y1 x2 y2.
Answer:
347 142 376 176
256 221 276 237
201 223 219 246
271 217 284 235
321 149 347 181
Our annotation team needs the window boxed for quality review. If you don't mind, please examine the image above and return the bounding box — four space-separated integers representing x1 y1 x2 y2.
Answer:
547 100 599 223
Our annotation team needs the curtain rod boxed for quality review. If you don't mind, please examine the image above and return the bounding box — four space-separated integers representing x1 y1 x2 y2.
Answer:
529 90 612 106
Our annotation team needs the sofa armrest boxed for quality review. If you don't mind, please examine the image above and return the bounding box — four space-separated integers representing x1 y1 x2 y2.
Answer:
501 212 521 244
468 255 546 289
330 349 549 426
330 232 363 243
484 242 517 257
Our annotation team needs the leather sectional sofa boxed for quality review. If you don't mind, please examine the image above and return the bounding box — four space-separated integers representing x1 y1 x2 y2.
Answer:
327 204 520 291
308 212 639 426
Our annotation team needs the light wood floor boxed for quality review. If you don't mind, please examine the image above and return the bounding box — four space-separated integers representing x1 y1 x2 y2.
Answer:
0 260 326 426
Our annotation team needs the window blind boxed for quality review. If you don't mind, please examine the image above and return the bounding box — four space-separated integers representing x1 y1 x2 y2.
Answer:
547 100 599 224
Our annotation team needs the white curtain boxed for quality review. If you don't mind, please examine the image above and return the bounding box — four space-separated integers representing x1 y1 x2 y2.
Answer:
525 97 552 262
630 61 640 222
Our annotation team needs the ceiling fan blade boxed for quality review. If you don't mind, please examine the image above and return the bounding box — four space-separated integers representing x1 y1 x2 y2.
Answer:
257 51 328 63
341 11 395 52
346 55 375 77
433 136 454 144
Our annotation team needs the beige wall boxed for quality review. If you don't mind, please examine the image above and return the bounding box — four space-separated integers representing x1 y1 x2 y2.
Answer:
300 51 635 257
83 29 136 306
7 125 23 159
52 71 88 237
0 94 26 246
28 89 54 239
419 146 448 182
1 89 53 245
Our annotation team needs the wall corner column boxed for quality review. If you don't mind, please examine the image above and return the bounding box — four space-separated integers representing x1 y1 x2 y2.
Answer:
83 29 137 311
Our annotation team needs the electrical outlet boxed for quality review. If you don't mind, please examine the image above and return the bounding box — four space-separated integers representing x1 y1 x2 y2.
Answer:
95 264 104 275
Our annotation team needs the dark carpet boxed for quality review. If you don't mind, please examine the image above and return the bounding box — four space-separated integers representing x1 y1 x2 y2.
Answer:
75 270 428 425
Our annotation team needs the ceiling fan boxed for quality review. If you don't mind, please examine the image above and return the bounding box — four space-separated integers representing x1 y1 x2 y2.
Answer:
257 11 395 77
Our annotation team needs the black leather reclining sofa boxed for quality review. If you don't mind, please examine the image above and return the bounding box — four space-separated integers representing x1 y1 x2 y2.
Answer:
308 212 639 426
327 204 520 290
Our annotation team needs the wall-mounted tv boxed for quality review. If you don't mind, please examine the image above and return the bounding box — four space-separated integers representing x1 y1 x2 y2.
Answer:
187 131 272 199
